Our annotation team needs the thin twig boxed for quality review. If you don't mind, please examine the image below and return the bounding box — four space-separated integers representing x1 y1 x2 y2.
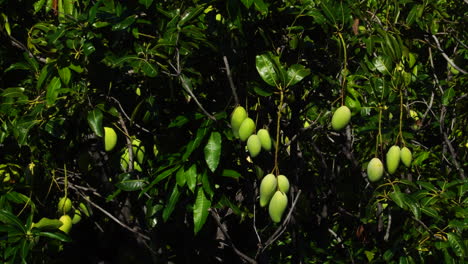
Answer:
118 114 134 172
209 208 257 264
223 56 239 106
179 75 216 120
431 34 467 74
76 191 150 241
261 190 302 252
6 34 47 63
108 96 151 133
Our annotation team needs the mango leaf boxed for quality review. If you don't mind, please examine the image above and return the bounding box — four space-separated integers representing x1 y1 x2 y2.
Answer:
442 87 455 106
37 231 71 242
45 77 62 106
0 210 26 232
221 169 241 179
183 120 211 161
193 187 211 234
13 117 39 146
141 165 181 196
176 167 186 187
286 64 310 87
256 54 279 87
1 88 25 97
179 5 205 26
421 207 441 220
138 0 153 9
32 218 62 230
201 170 214 199
204 132 221 172
116 179 146 191
58 67 71 86
241 0 254 8
447 232 466 257
185 164 197 193
162 184 180 222
389 191 407 209
373 55 392 75
87 108 104 137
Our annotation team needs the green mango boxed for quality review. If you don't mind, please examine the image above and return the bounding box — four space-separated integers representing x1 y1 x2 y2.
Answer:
259 174 277 207
257 129 272 151
231 106 247 138
331 106 351 131
58 197 72 214
400 147 412 167
386 145 401 174
239 118 256 141
247 134 261 158
268 191 288 223
277 175 290 193
104 127 117 151
32 217 63 230
367 157 384 182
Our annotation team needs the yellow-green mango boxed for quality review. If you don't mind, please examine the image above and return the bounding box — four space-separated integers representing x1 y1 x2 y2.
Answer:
386 145 401 174
257 129 272 151
58 215 72 234
58 197 72 214
367 157 384 182
231 106 247 138
277 175 290 193
400 147 412 167
331 106 351 131
268 191 288 223
71 209 82 224
239 118 256 141
247 135 262 158
132 138 145 164
120 148 142 172
104 127 117 151
259 174 277 207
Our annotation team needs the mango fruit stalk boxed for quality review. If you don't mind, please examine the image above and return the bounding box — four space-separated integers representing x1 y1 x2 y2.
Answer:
268 191 288 223
247 134 262 158
386 145 401 174
231 106 248 138
259 174 277 207
367 157 384 182
331 106 351 131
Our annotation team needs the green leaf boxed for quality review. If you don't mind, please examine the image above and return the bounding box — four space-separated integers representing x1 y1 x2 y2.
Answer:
193 187 211 234
32 217 62 230
204 132 221 173
442 87 455 106
33 0 47 13
13 117 40 146
162 184 180 222
87 108 104 137
140 60 158 77
183 120 211 161
0 210 26 233
404 196 421 220
140 165 180 196
256 54 279 87
286 64 310 87
389 191 407 209
6 192 31 205
241 0 254 8
447 232 466 257
37 231 71 242
1 88 25 98
176 167 186 187
421 207 441 219
58 67 71 86
221 169 241 179
201 170 214 199
112 15 136 31
45 77 62 106
179 5 205 26
373 56 392 75
116 179 146 191
138 0 153 9
185 164 197 193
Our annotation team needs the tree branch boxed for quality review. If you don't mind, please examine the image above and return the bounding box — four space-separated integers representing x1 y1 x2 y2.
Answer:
223 56 239 106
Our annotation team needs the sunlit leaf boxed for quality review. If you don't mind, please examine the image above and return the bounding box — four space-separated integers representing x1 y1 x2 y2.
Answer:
193 187 211 234
204 132 221 172
87 108 104 137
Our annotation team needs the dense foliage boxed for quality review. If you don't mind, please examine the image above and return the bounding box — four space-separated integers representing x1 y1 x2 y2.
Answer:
1 0 466 263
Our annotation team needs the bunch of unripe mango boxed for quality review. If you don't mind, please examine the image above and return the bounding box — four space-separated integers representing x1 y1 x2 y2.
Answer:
231 106 290 223
330 105 413 182
31 197 90 234
230 106 272 157
367 145 412 182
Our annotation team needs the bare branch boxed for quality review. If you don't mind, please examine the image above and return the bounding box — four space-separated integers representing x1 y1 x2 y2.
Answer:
431 34 467 74
223 56 239 106
209 208 257 264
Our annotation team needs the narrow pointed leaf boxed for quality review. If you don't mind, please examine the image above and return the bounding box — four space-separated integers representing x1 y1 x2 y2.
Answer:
204 132 221 172
193 187 211 234
87 108 104 137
